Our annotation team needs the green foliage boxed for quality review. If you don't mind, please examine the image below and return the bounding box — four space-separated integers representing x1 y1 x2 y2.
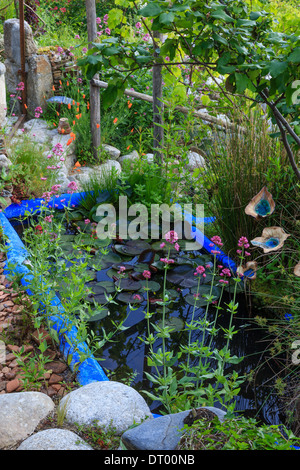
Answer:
177 415 300 450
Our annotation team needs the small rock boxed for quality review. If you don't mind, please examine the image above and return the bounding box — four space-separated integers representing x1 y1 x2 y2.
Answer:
0 154 12 171
17 429 93 450
45 361 67 374
48 373 63 385
102 144 121 160
6 378 20 393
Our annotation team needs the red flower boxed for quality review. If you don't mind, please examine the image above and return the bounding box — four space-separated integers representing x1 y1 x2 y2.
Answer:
35 225 43 234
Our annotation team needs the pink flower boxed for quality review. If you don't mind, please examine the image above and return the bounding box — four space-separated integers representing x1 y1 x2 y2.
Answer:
211 235 223 247
174 242 180 252
75 34 80 39
135 22 142 29
238 236 249 248
118 266 126 274
160 258 175 265
105 28 111 35
41 177 47 181
67 181 78 193
133 294 141 301
160 242 166 249
164 230 178 244
96 17 101 24
143 270 151 279
194 265 205 276
84 219 90 224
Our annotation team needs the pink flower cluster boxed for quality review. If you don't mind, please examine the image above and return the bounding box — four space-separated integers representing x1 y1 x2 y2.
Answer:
35 106 43 118
143 270 151 279
237 236 251 256
194 265 206 278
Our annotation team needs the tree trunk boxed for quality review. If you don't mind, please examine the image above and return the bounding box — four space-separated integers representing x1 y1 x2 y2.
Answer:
85 0 101 162
152 31 164 164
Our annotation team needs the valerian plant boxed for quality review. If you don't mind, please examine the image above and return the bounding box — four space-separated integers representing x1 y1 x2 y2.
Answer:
78 0 300 179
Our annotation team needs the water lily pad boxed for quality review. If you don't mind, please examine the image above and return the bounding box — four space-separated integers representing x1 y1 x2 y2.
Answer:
85 308 110 322
115 278 141 291
157 316 184 332
111 263 134 271
117 292 144 304
113 244 135 256
106 268 130 280
96 280 116 294
137 249 156 265
139 280 161 292
166 264 195 285
190 285 221 299
121 240 152 255
184 294 210 307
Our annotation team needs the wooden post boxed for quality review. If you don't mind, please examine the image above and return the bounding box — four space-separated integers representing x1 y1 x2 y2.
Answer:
152 31 164 163
85 0 101 162
19 0 27 115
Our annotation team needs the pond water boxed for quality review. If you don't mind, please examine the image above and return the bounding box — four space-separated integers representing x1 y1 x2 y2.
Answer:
14 215 287 427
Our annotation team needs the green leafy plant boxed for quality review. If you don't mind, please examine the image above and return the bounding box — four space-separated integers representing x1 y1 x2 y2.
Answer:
177 415 300 450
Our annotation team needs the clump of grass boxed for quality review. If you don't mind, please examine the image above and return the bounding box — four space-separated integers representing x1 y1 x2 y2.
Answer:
7 135 59 198
203 109 297 260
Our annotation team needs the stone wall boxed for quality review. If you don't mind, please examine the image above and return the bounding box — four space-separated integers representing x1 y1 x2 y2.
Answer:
3 18 53 117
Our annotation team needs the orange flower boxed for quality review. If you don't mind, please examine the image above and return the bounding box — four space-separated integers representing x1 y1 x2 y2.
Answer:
52 85 55 91
73 120 75 126
76 107 79 113
87 102 90 110
131 128 134 133
61 128 65 134
67 81 69 86
77 102 80 106
24 103 28 109
59 80 62 85
56 111 60 116
113 118 118 124
96 123 100 128
128 101 132 109
67 138 73 146
73 100 75 105
126 145 131 150
82 94 85 99
75 113 82 119
70 132 76 140
53 122 56 127
68 103 71 109
74 161 81 168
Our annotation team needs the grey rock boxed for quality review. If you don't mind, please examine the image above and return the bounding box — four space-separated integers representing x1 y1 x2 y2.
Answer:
26 54 54 116
121 406 226 451
119 150 139 165
187 151 206 170
59 381 153 435
4 19 37 65
102 144 121 160
0 392 55 449
0 154 12 171
73 159 121 186
17 429 93 450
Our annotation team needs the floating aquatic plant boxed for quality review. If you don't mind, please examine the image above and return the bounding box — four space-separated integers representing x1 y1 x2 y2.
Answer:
251 227 290 253
245 187 275 219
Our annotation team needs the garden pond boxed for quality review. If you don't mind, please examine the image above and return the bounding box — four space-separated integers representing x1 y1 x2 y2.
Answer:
12 210 288 427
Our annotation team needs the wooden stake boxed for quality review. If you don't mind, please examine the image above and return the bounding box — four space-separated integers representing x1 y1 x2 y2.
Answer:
152 31 164 163
85 0 101 162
